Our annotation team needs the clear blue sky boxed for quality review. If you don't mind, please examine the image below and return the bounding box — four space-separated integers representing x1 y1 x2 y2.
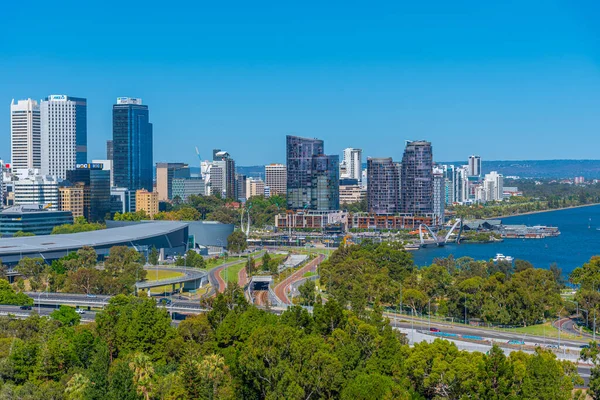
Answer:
1 1 599 166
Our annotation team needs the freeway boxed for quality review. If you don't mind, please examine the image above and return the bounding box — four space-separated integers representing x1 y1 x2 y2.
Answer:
273 254 324 304
206 251 265 296
136 267 207 290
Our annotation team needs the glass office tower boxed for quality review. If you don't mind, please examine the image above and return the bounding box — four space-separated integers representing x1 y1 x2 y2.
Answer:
112 98 153 192
286 135 324 210
401 140 434 216
310 155 339 211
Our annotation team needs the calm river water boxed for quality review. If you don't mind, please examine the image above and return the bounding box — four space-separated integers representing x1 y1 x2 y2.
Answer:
410 204 600 274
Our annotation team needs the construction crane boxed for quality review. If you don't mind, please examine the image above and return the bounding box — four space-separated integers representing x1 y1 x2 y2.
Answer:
195 147 204 179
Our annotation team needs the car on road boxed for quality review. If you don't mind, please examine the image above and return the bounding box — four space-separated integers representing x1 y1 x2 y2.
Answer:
75 308 86 315
86 293 97 298
545 344 559 349
158 298 172 306
507 340 525 345
429 327 440 332
19 305 32 310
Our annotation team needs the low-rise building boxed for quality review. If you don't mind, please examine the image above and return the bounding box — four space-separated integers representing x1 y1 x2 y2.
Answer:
0 204 73 236
136 189 159 218
13 171 59 210
339 183 366 205
59 185 85 219
275 210 348 230
172 177 206 201
349 213 436 230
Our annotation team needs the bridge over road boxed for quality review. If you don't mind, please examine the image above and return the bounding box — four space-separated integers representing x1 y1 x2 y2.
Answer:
136 267 208 294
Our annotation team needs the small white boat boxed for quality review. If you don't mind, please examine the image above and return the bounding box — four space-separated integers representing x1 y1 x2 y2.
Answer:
493 253 514 262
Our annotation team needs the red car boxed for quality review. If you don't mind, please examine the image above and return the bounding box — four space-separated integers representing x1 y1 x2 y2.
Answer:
429 327 440 332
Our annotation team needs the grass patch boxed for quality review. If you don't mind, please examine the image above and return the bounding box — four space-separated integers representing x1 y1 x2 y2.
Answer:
501 322 582 340
219 264 246 284
206 256 246 270
303 271 316 278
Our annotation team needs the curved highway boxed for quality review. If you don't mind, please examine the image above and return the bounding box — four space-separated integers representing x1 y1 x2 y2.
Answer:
274 254 324 304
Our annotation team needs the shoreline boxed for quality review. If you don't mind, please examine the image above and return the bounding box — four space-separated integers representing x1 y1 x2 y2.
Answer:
482 203 600 221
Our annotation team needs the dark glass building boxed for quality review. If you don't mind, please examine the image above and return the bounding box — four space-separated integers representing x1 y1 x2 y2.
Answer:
112 98 153 192
401 141 434 216
367 157 400 215
286 135 324 210
0 205 73 236
106 139 113 161
310 155 339 211
66 164 111 222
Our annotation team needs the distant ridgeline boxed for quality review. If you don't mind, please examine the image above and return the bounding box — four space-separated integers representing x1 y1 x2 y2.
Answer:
440 159 600 179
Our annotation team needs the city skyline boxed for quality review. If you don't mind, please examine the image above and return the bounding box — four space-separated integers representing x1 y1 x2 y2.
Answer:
2 2 600 165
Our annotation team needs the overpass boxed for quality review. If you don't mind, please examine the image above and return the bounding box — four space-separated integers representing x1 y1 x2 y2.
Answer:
135 268 208 294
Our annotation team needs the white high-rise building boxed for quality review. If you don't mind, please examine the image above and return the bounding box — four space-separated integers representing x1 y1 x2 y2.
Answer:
13 170 59 210
433 167 445 225
483 171 504 202
11 99 41 170
341 148 362 181
265 164 287 195
246 178 265 199
41 95 87 179
468 155 481 177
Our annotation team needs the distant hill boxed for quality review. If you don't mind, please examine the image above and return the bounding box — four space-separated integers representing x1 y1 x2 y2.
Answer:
185 160 600 180
441 160 600 179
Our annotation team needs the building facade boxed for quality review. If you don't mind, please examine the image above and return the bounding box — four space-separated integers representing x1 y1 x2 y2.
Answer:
106 140 113 160
40 95 87 179
136 189 159 218
112 97 153 192
483 171 504 202
265 164 287 195
400 141 433 216
11 99 41 170
286 135 324 210
211 151 235 199
13 172 59 210
468 155 481 177
66 164 111 222
110 187 137 214
0 205 73 236
367 157 400 215
339 183 366 205
433 167 445 224
340 148 362 181
59 186 85 219
156 163 190 201
246 178 265 199
172 177 205 202
310 155 339 211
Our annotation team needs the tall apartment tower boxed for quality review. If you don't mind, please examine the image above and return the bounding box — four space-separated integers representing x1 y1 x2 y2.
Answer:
10 99 41 170
341 148 362 181
286 135 324 210
211 151 235 199
401 140 434 216
367 157 400 215
310 155 339 210
112 97 153 192
265 164 287 195
468 155 481 177
433 167 445 224
40 95 87 179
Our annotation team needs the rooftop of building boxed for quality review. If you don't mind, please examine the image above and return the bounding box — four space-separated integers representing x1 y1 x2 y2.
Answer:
0 221 188 256
0 205 64 215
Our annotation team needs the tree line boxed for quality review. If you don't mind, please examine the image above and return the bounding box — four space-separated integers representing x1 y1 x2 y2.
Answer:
0 288 583 399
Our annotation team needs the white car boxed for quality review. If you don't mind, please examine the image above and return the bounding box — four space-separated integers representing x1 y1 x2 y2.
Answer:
75 308 86 315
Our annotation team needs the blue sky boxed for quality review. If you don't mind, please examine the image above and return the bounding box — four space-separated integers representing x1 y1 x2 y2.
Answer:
1 1 599 166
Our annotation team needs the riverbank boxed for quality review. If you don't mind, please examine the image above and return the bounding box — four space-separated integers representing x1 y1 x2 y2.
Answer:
484 202 600 221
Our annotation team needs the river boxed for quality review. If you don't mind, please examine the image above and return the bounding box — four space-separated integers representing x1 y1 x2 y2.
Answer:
410 204 600 274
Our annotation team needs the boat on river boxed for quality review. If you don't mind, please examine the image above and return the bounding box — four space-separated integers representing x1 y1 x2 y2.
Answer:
493 253 514 262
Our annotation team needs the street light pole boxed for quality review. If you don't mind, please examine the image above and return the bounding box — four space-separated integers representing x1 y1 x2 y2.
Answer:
428 298 431 331
464 293 467 325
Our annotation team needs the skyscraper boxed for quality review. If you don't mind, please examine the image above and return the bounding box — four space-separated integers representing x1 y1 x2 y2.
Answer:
40 95 87 179
433 167 445 224
401 140 434 216
10 99 41 170
112 97 153 192
310 155 339 210
286 135 324 210
367 157 400 215
341 148 362 181
106 140 113 161
211 151 235 199
468 155 481 177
